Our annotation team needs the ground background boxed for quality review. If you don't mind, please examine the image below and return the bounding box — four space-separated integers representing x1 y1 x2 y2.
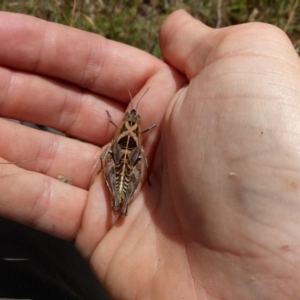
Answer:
1 0 300 57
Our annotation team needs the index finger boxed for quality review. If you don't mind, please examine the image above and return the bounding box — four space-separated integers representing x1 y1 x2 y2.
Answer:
0 11 162 101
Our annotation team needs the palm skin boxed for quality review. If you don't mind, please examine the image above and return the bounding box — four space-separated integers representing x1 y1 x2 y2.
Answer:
1 9 300 300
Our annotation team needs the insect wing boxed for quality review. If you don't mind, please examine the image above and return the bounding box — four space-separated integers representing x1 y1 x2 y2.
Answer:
111 143 122 165
129 147 141 167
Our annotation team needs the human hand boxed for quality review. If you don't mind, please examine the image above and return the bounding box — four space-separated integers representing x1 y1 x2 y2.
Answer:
0 10 185 299
156 10 300 300
1 9 300 300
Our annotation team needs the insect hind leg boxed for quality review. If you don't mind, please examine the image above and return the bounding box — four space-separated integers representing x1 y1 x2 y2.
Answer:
99 144 111 174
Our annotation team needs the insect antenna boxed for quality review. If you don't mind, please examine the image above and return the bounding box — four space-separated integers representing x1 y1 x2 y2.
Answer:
136 87 150 111
126 84 134 111
126 85 150 111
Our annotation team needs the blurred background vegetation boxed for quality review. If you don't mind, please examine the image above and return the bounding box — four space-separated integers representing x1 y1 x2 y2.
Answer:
1 0 300 57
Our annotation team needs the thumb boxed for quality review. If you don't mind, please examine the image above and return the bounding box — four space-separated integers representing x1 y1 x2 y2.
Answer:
160 10 298 79
159 10 213 77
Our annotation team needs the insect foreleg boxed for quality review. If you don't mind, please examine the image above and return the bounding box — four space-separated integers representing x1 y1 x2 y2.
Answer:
141 124 156 134
106 110 119 128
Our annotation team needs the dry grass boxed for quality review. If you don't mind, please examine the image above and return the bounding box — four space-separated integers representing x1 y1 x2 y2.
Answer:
1 0 300 56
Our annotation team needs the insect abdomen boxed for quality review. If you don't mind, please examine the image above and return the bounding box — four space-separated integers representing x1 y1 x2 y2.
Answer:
115 163 129 200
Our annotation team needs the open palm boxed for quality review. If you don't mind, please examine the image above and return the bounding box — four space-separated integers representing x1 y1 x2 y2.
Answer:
1 10 300 300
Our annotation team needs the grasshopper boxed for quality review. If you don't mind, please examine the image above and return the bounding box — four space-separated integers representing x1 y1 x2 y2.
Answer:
100 87 156 217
